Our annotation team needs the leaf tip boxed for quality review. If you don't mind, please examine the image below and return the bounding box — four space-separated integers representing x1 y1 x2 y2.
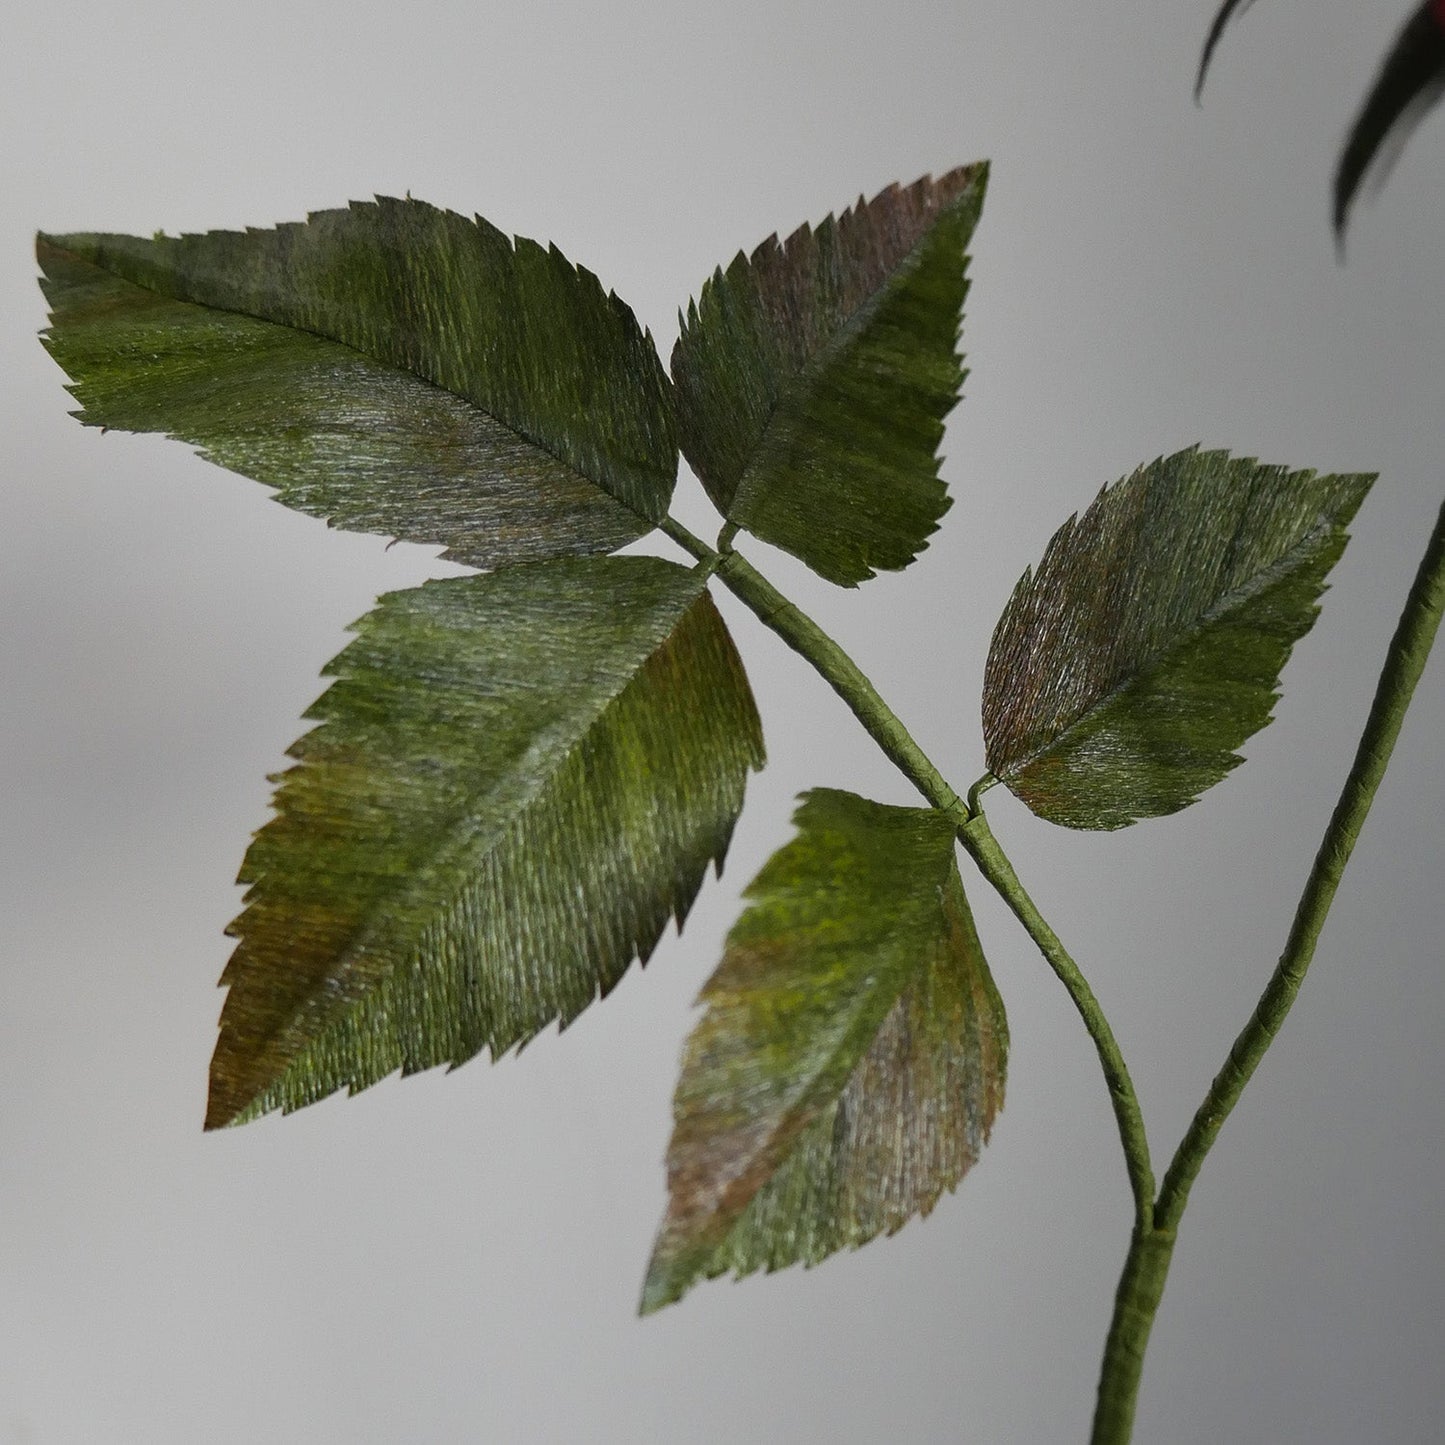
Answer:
1330 0 1445 247
204 1027 275 1131
1196 0 1254 104
637 1270 677 1317
202 1088 245 1132
638 1234 701 1315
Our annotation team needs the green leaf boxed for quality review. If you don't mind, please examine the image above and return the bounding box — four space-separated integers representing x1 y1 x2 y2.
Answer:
671 166 988 587
641 789 1006 1313
982 447 1374 830
37 200 677 568
207 556 764 1128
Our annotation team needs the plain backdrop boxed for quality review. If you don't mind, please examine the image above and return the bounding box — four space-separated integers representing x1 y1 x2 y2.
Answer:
2 1 1442 1441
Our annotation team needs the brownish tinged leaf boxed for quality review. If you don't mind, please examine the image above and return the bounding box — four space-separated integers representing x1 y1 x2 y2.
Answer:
983 447 1373 830
207 557 764 1128
672 166 987 586
641 790 1006 1312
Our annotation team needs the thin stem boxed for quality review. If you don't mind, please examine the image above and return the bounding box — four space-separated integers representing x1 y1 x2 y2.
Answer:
661 516 970 822
958 808 1156 1224
968 770 999 816
1089 499 1445 1444
1156 497 1445 1230
659 515 718 565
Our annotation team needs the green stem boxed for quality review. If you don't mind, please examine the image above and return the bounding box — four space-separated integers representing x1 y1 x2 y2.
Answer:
661 517 969 822
958 809 1156 1224
668 502 1445 1443
1090 498 1445 1443
659 515 717 565
1089 1224 1178 1445
1155 498 1445 1230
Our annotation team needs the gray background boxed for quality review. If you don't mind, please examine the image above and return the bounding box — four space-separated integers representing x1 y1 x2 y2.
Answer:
2 1 1442 1440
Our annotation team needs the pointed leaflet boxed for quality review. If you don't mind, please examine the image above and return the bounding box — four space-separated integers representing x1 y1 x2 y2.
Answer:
1196 0 1255 99
671 166 987 586
1195 0 1445 239
982 447 1373 831
207 556 763 1127
1334 0 1445 239
37 200 676 568
642 790 1006 1312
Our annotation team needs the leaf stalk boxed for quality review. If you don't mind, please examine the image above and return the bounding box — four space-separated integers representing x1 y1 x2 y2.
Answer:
661 517 969 823
957 809 1157 1225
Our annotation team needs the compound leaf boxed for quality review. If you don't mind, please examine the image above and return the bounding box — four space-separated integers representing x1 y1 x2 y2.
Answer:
37 201 676 569
983 447 1373 830
207 556 764 1128
641 789 1006 1312
672 166 987 586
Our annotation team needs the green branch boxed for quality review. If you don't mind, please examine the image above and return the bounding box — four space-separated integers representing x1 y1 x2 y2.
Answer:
1156 496 1445 1229
661 517 969 823
958 807 1157 1224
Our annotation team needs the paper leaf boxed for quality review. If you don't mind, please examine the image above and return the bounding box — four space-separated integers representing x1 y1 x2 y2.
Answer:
642 789 1006 1312
37 201 676 568
207 556 764 1127
983 447 1373 830
671 166 988 586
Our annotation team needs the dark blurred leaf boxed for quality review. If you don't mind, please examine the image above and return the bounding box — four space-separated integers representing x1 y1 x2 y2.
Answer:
207 556 764 1128
1196 0 1255 100
1195 0 1445 242
37 201 677 568
983 447 1373 830
642 789 1005 1312
1335 0 1445 240
671 166 987 586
